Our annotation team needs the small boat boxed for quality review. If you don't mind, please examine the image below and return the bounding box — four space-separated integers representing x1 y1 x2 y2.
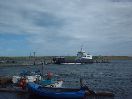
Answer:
12 70 42 84
12 70 63 89
27 82 85 99
39 72 63 88
12 75 41 84
40 80 63 88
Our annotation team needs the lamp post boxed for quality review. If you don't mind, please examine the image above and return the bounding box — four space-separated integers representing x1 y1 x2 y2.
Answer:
33 52 36 65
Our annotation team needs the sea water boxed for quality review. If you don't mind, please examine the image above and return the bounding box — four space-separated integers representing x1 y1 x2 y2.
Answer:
0 60 132 99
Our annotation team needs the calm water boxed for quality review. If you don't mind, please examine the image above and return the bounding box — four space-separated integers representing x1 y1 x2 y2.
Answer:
0 60 132 99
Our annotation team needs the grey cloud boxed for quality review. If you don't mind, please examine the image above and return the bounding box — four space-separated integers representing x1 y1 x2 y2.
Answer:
21 10 65 28
0 0 132 56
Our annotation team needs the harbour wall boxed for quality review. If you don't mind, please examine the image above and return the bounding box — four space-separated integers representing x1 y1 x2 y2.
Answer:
0 56 132 66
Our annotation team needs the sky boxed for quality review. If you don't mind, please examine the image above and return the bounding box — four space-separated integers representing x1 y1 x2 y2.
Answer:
0 0 132 56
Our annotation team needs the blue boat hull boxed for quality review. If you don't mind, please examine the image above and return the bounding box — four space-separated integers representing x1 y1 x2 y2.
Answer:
27 82 85 99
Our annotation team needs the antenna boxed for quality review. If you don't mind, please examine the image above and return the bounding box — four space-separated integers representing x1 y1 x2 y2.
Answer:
81 44 83 51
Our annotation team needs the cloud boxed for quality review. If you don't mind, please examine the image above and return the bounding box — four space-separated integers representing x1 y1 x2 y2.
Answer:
0 0 132 56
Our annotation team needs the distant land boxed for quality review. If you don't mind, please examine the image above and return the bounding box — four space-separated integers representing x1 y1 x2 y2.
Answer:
0 56 132 66
99 56 132 60
0 56 132 60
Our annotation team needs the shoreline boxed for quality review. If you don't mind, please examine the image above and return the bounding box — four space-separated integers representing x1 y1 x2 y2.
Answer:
0 56 132 67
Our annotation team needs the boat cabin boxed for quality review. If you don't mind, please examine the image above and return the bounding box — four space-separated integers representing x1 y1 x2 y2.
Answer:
77 49 92 60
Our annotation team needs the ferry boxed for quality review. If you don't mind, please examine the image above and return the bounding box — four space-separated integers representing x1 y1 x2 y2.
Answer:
53 48 93 64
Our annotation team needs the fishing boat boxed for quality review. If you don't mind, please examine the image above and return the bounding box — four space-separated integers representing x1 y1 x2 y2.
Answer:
40 80 63 88
27 78 114 99
27 82 85 99
12 70 42 84
12 70 63 89
39 72 63 88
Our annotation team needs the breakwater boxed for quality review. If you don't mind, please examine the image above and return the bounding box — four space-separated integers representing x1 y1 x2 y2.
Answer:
0 56 132 66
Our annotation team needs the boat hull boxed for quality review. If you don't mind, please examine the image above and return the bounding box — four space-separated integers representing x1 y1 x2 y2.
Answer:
53 57 93 64
27 82 85 99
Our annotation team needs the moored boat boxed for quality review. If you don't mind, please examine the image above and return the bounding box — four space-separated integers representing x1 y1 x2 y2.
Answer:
40 80 63 88
12 71 63 89
53 48 93 64
27 82 85 99
12 70 42 84
39 72 63 88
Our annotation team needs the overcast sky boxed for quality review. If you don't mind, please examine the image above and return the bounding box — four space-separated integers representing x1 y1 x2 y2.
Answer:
0 0 132 56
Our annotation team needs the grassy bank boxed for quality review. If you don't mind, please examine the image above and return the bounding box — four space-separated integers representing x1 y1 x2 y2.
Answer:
0 56 132 66
61 56 132 60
